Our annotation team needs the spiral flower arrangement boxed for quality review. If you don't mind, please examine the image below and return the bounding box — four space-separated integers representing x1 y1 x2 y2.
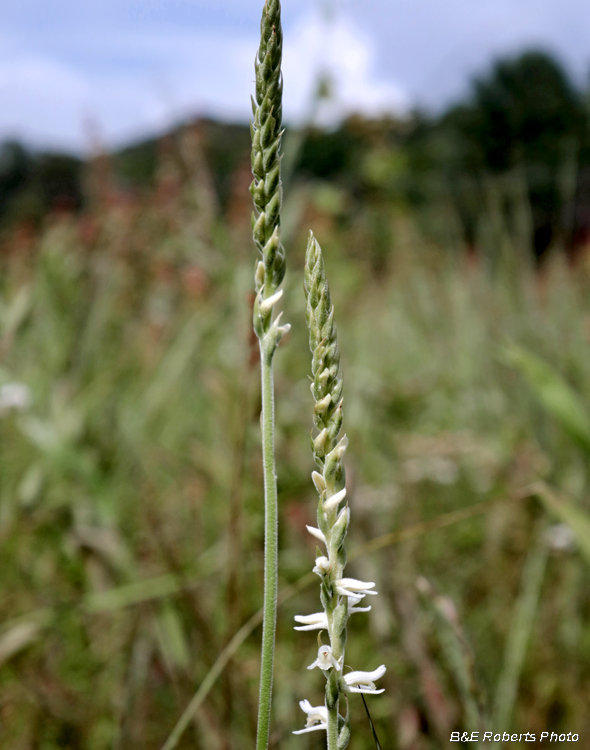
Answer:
293 233 385 749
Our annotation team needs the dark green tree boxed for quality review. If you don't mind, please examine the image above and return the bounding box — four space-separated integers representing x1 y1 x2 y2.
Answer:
407 51 588 259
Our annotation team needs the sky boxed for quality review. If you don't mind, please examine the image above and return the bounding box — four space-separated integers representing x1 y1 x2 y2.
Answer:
0 0 589 153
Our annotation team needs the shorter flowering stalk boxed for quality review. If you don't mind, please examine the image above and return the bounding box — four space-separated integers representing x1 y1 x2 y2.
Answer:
294 233 385 749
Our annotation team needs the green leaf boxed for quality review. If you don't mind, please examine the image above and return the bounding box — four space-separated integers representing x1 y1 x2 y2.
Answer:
502 343 590 452
0 620 43 666
156 602 190 672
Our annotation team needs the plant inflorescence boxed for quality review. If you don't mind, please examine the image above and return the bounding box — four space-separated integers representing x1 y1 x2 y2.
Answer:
291 233 385 749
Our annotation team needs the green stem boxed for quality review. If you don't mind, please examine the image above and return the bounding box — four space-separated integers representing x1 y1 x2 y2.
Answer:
327 698 339 750
255 342 279 750
492 523 548 746
325 492 345 750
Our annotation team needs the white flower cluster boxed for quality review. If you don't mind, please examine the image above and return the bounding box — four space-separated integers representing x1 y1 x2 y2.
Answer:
293 506 386 739
293 659 388 736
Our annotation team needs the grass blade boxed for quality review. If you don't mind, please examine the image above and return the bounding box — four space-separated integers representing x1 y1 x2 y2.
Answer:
502 343 590 452
492 523 548 742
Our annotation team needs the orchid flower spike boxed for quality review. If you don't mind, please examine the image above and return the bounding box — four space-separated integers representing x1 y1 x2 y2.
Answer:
307 645 341 672
292 700 328 735
297 233 385 746
343 665 386 694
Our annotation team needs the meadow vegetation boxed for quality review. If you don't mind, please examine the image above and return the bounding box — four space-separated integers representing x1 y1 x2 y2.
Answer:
1 50 590 749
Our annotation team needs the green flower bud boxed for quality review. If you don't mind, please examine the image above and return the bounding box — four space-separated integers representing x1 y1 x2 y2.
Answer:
325 670 340 711
304 233 343 449
337 699 351 750
330 507 350 551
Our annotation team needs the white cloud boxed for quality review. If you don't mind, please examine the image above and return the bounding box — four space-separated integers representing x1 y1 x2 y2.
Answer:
0 1 589 150
0 8 409 152
0 30 254 151
282 11 409 125
348 0 590 109
0 57 92 150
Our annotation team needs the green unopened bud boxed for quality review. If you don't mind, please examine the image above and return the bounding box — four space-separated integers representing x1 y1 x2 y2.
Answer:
324 436 348 481
263 225 280 267
255 260 265 289
317 504 330 538
313 428 329 456
262 312 289 359
325 669 340 711
330 506 350 551
333 435 348 460
333 462 346 493
311 470 326 495
317 367 330 387
311 437 324 469
314 394 332 419
265 191 280 229
253 212 266 246
326 403 343 441
250 179 265 210
253 290 265 338
264 154 281 191
337 698 351 750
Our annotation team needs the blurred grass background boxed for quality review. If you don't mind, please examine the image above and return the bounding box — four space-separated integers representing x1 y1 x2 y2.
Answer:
2 49 590 749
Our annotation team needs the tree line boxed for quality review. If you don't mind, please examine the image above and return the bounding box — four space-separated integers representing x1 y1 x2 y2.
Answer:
1 50 590 260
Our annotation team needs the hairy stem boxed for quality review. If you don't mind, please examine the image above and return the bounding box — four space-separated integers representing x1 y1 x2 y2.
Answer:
327 702 339 750
256 345 279 750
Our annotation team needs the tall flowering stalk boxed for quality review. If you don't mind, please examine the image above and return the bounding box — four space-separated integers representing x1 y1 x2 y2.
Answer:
294 233 385 750
250 2 290 750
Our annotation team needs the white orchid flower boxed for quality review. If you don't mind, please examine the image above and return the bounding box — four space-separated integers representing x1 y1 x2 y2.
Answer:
292 700 327 734
293 612 329 631
343 665 386 694
323 487 346 512
307 645 341 671
258 288 283 315
313 556 331 577
335 577 378 598
306 525 327 546
348 594 372 615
